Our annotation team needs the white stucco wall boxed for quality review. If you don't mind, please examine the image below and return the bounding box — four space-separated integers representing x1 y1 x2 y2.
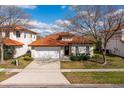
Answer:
31 47 64 59
9 31 36 45
122 29 124 41
2 31 37 58
14 45 30 58
107 38 124 57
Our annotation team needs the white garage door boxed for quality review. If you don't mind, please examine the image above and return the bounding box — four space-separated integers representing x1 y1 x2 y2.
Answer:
32 47 61 59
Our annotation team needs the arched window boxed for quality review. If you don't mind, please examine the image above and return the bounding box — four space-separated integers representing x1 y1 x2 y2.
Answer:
16 31 20 38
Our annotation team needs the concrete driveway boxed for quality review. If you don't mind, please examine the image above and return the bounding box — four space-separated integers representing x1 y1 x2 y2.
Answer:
0 60 70 85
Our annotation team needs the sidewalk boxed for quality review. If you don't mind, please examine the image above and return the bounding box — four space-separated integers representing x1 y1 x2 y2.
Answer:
1 68 124 73
0 68 23 72
61 68 124 72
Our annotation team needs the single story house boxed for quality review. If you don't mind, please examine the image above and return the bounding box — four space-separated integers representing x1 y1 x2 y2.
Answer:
29 32 95 60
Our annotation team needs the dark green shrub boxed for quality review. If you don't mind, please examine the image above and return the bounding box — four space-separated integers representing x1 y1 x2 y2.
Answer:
25 50 31 57
70 55 81 61
3 46 15 60
80 54 90 61
70 54 90 61
23 55 33 61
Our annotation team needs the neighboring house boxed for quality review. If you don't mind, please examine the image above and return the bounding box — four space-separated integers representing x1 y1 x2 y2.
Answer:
106 29 124 57
1 26 38 58
29 32 95 60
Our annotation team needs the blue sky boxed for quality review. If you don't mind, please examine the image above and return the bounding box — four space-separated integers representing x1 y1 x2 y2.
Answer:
23 5 70 24
17 5 124 36
18 5 72 36
17 5 72 36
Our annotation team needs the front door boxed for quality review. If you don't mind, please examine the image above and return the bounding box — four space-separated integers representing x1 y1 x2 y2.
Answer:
64 46 69 56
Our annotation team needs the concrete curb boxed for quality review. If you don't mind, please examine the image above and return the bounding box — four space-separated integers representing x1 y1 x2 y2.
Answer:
0 84 124 88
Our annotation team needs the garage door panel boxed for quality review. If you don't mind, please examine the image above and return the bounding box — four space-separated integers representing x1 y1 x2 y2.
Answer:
37 51 59 59
32 47 60 59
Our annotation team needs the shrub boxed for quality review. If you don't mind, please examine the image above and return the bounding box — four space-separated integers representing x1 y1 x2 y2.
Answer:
80 54 90 61
70 55 81 61
23 55 33 61
11 59 20 66
3 46 15 60
70 54 90 61
25 50 31 57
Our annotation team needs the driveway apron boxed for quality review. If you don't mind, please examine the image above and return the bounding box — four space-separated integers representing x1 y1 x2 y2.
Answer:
0 60 70 85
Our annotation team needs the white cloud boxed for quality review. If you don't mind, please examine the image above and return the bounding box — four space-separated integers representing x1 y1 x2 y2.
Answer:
61 5 66 9
17 5 37 9
113 9 124 15
27 20 66 36
106 9 124 18
55 19 71 26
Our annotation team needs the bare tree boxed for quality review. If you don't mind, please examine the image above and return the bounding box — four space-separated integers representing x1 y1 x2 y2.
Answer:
68 5 124 64
0 5 30 63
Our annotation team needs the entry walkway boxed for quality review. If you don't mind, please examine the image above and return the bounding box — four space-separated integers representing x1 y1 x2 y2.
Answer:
0 61 70 85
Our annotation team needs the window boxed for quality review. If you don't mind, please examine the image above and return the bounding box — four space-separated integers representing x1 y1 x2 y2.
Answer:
76 46 79 55
16 31 20 38
86 46 90 54
5 31 10 37
34 35 35 39
24 33 26 38
31 34 32 38
29 34 32 38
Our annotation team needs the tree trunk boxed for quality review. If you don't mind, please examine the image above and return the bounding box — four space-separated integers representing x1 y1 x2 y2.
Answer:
0 43 4 64
96 40 102 51
102 50 107 64
102 43 107 65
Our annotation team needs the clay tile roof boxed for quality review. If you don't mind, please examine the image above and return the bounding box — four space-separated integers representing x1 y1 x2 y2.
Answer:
71 36 95 44
55 32 74 36
3 38 24 46
29 37 67 47
15 26 38 34
1 25 38 34
45 32 95 44
46 32 74 40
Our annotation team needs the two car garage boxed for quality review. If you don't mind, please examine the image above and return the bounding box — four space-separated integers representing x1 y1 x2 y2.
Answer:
29 38 65 60
31 47 62 59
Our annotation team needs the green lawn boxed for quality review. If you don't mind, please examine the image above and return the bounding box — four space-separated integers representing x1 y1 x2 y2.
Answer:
63 72 124 84
0 57 32 69
0 72 17 82
61 55 124 69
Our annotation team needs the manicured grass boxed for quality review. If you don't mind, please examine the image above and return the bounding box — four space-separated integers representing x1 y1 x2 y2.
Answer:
63 72 124 84
61 55 124 69
0 72 17 82
0 57 32 69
